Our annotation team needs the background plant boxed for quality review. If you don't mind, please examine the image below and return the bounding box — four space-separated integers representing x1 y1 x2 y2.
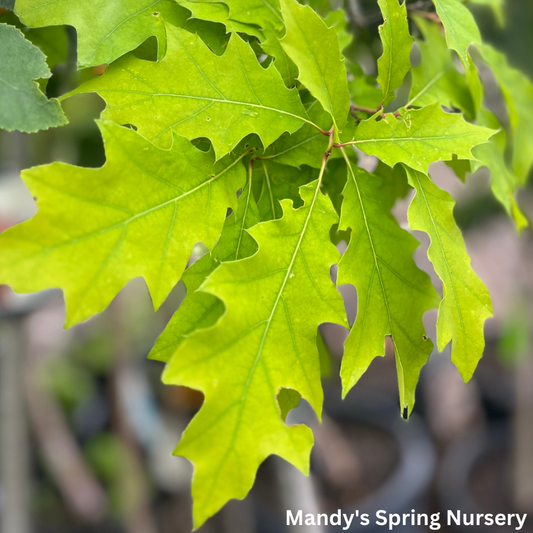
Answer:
0 0 531 528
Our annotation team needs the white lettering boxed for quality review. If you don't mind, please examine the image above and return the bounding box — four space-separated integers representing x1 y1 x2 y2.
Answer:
317 514 328 526
331 510 341 526
430 513 441 530
343 513 354 531
516 514 527 531
389 514 401 530
448 511 461 526
287 510 302 526
496 514 506 526
305 514 315 526
376 510 387 526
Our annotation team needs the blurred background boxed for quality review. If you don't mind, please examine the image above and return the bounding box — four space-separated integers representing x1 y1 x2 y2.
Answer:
1 0 533 532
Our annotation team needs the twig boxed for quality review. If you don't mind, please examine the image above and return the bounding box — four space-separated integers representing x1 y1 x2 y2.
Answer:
411 10 442 23
351 103 381 115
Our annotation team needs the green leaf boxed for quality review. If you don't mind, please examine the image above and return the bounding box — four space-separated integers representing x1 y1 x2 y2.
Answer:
178 1 264 39
150 177 260 363
159 2 230 56
70 25 311 159
0 122 247 326
262 23 299 87
1 11 69 71
253 160 318 220
469 101 526 229
15 0 169 68
427 35 528 233
0 23 67 133
162 178 346 527
186 0 284 31
467 0 505 27
321 158 350 216
408 16 473 116
498 298 531 368
325 10 352 52
405 167 493 381
476 148 528 230
480 44 533 181
432 36 527 231
377 0 413 105
338 153 438 413
0 0 15 10
349 104 494 173
266 8 354 90
445 156 472 182
465 51 484 113
25 26 69 70
347 62 383 111
277 387 302 420
261 100 335 168
280 0 350 140
432 0 483 111
432 0 481 66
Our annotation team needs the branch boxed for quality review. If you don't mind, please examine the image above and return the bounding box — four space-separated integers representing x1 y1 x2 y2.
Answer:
411 10 442 23
351 103 381 115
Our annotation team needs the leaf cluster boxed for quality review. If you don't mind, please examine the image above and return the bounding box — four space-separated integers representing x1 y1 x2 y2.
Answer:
0 0 532 527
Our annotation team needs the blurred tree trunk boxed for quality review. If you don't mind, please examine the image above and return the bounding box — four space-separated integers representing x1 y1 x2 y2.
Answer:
0 318 31 533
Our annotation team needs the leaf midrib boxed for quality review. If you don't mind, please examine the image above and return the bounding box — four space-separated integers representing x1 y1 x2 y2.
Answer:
411 171 466 345
261 162 277 219
243 179 322 399
340 148 399 364
353 132 482 144
378 0 394 101
16 153 246 259
234 176 254 260
205 178 323 500
286 6 338 129
407 67 449 108
97 89 318 129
